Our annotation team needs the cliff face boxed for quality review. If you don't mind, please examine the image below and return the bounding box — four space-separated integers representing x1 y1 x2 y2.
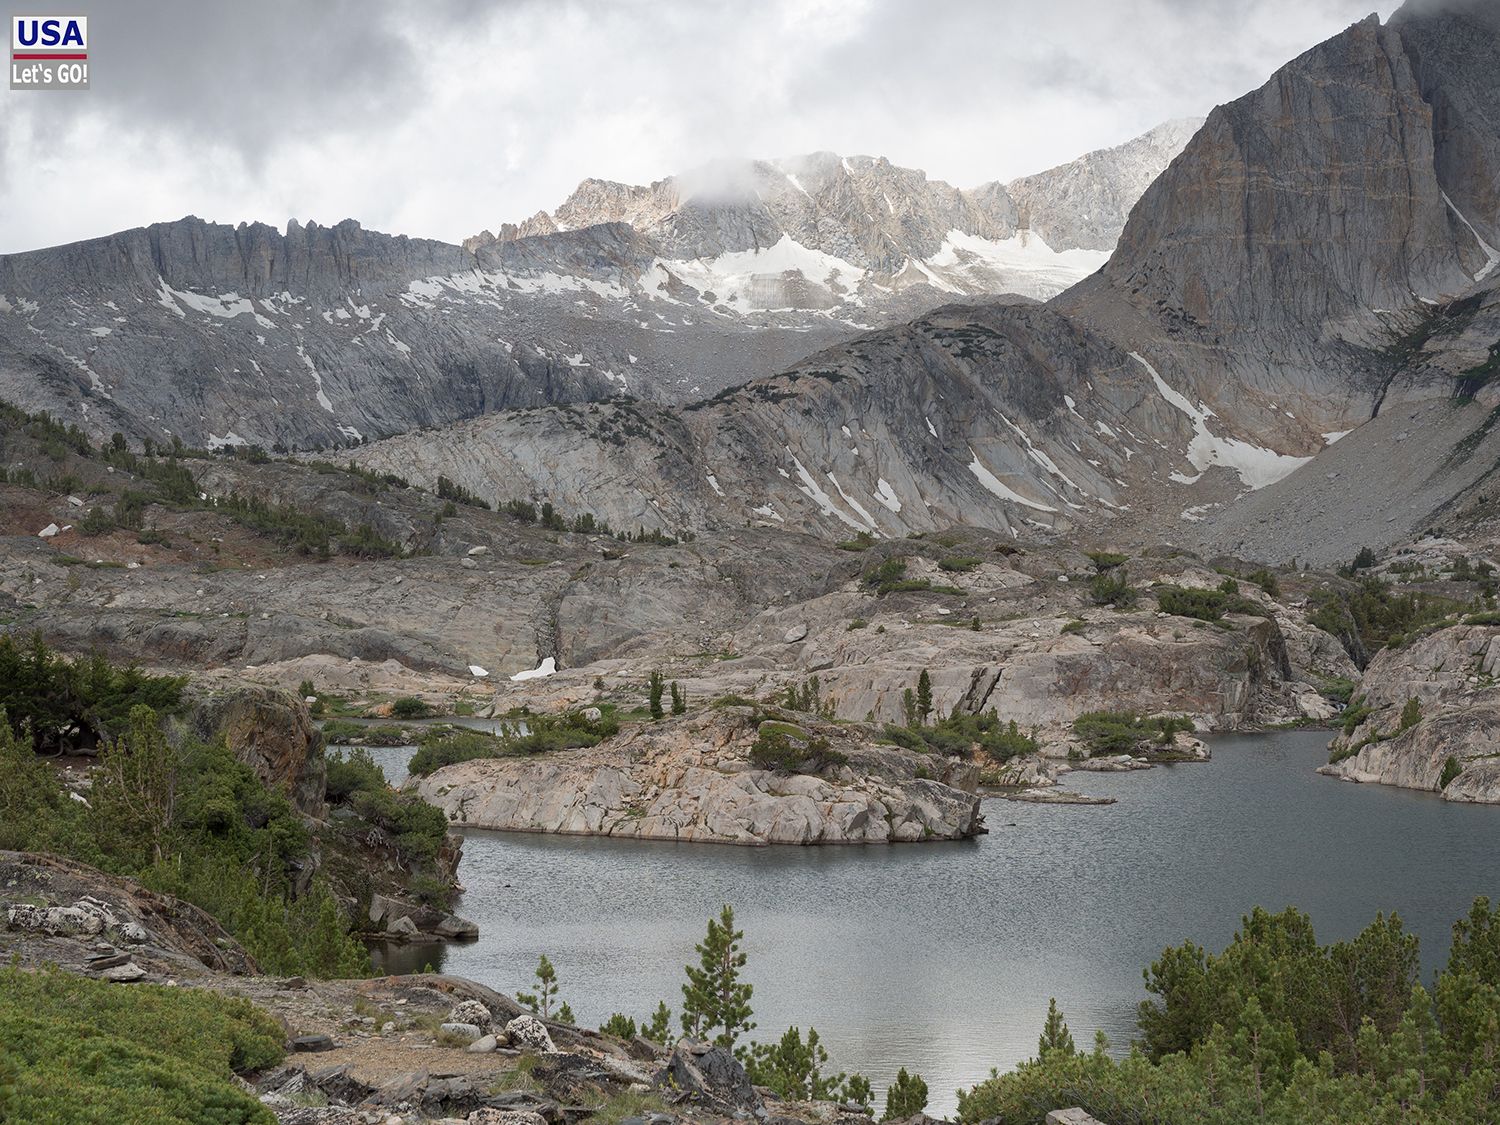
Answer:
1321 623 1500 802
1095 16 1479 347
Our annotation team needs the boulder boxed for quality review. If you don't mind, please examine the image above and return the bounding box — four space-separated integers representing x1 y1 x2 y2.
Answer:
436 913 480 941
186 685 325 817
467 1111 548 1125
504 1014 556 1053
654 1041 761 1113
99 962 147 983
449 998 493 1029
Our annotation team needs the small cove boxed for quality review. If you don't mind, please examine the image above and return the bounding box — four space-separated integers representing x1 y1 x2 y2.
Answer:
360 730 1500 1114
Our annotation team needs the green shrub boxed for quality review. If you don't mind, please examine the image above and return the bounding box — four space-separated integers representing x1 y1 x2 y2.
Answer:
938 556 981 573
0 962 283 1124
324 746 387 802
879 712 1037 761
408 728 506 776
348 784 449 863
953 902 1500 1124
391 696 432 719
1310 578 1461 665
1072 711 1195 756
748 723 848 775
1155 584 1268 622
339 522 404 559
601 1013 638 1039
408 712 619 777
1089 569 1136 608
1247 567 1280 596
743 1025 869 1105
1340 695 1373 736
436 474 490 510
321 720 408 746
884 1067 929 1120
0 633 185 754
1315 675 1357 705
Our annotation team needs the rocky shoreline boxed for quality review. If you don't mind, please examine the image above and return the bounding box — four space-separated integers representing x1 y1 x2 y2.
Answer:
1320 623 1500 803
414 708 984 846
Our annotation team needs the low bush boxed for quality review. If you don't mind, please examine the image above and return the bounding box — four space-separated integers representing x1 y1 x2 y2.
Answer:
408 728 507 776
349 786 450 863
1155 584 1267 622
1089 569 1136 608
324 746 387 802
0 962 283 1124
748 723 848 775
1072 711 1195 756
938 556 981 573
879 712 1037 762
391 696 432 719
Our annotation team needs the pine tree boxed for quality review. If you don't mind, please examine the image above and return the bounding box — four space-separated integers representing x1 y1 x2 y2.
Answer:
649 672 665 721
681 904 754 1048
1039 997 1076 1057
518 954 560 1017
883 1068 929 1120
644 1000 673 1042
90 705 178 868
916 669 933 725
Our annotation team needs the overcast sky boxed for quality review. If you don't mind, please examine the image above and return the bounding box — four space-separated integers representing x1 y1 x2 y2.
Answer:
1 0 1393 254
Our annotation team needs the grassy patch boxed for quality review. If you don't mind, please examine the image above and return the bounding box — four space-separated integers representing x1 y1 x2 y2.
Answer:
0 963 283 1124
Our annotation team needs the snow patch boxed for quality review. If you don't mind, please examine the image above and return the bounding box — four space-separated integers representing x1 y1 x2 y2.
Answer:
788 452 866 530
920 229 1110 300
966 449 1057 512
510 657 557 682
297 344 335 412
1442 191 1500 282
661 236 865 311
1131 352 1311 490
158 280 275 328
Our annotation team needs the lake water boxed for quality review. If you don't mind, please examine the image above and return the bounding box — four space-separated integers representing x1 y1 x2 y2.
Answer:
364 731 1500 1114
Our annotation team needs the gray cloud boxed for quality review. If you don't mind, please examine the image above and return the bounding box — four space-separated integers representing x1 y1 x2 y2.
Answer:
1 0 1392 253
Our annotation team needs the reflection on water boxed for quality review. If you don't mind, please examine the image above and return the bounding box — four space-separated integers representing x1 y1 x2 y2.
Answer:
369 937 448 977
390 730 1498 1113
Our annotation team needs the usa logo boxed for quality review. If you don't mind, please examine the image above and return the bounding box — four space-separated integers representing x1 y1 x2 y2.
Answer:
11 15 89 90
